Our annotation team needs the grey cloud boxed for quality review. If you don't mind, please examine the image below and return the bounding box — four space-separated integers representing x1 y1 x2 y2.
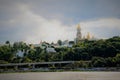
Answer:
0 0 120 43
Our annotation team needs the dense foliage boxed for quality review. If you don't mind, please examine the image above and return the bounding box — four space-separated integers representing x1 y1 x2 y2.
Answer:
0 36 120 67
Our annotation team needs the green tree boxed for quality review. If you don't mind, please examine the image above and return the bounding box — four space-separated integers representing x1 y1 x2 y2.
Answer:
5 40 10 47
21 57 32 63
115 53 120 67
105 57 115 67
0 45 15 62
91 57 106 67
57 40 62 46
64 48 75 61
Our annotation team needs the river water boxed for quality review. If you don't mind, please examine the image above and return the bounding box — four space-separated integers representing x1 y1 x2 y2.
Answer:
0 72 120 80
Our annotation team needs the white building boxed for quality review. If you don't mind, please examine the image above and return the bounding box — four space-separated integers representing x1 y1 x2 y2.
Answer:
46 47 56 53
16 50 24 57
31 41 56 53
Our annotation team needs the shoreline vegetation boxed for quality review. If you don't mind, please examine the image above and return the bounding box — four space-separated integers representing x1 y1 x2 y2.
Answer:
0 36 120 72
1 67 120 73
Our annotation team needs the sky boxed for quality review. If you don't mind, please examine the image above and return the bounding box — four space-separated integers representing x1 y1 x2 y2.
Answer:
0 0 120 44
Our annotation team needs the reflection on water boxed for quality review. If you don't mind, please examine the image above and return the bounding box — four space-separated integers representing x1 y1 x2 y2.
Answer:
0 72 120 80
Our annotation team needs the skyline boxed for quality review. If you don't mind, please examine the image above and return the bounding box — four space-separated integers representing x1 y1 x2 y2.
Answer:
0 0 120 44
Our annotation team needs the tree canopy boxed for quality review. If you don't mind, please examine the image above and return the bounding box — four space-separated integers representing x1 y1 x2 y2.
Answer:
0 36 120 67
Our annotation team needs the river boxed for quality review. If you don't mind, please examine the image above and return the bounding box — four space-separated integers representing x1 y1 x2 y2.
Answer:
0 72 120 80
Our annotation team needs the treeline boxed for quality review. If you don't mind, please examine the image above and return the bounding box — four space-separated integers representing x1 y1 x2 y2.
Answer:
0 36 120 67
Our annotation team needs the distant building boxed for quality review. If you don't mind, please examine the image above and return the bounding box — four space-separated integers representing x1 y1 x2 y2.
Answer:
62 40 69 47
85 32 96 41
46 47 56 53
56 40 75 48
31 41 56 53
76 24 82 42
74 24 83 44
16 50 24 57
74 24 96 43
68 41 75 47
86 32 90 40
51 43 59 48
30 23 97 52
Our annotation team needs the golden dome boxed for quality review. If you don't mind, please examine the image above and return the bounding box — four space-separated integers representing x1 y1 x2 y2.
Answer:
87 32 90 40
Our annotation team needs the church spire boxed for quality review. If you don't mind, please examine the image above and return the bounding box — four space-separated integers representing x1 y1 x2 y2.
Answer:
77 24 81 30
76 24 82 42
86 32 90 40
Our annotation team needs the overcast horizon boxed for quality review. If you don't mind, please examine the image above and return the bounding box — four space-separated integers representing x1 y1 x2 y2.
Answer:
0 0 120 44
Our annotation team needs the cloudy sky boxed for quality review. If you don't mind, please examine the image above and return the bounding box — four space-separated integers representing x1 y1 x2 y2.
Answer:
0 0 120 44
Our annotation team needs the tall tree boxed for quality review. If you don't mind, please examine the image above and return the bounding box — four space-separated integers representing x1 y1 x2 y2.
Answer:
5 40 10 47
57 40 62 46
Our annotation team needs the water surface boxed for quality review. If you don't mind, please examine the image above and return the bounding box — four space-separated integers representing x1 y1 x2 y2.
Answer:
0 72 120 80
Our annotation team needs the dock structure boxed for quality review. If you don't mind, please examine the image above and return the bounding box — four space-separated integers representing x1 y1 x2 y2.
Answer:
0 61 75 70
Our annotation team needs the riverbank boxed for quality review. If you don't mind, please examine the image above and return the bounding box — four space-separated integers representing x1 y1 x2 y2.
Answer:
1 67 120 73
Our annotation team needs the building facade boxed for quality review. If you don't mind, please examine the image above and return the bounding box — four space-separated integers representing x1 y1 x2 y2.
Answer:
75 24 82 43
